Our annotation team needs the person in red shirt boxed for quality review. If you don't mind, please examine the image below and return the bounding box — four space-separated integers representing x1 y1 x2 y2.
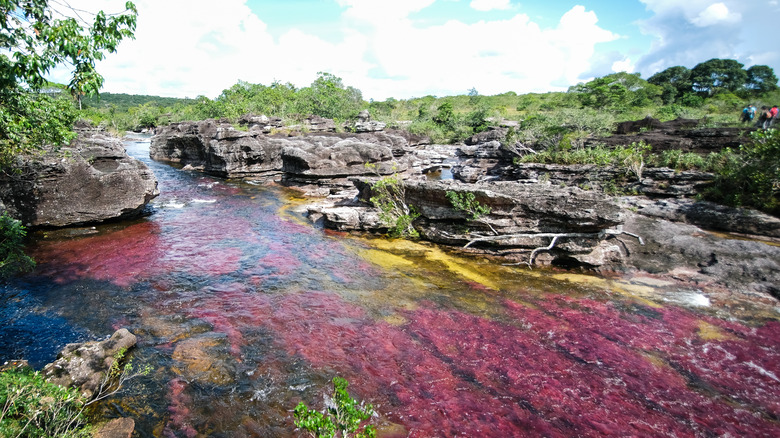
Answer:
770 105 779 127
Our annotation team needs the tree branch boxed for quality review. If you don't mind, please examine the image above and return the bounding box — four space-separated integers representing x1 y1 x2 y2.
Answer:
462 228 644 266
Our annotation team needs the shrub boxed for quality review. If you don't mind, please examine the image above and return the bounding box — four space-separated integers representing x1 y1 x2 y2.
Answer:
704 129 780 215
294 377 376 438
0 213 35 279
366 167 419 239
0 368 91 438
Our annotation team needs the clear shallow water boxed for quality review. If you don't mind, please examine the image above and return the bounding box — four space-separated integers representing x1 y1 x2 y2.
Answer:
1 137 779 437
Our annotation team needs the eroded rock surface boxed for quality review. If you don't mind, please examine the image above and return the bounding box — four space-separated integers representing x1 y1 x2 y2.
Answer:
0 129 158 228
150 119 419 192
42 328 137 399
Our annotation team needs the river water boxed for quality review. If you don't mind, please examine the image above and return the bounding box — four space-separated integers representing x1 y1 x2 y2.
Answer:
1 137 779 437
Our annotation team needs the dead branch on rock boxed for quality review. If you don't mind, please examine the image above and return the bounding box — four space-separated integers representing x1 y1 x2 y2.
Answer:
462 228 644 267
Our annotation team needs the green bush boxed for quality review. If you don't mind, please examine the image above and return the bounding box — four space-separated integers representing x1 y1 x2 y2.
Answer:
0 213 35 279
294 377 376 438
366 168 419 239
704 129 780 215
0 368 91 438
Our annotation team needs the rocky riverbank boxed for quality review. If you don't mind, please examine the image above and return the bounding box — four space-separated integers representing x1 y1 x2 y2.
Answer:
148 115 780 298
0 124 159 228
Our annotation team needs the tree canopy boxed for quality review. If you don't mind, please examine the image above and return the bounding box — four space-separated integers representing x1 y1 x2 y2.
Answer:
649 58 777 100
0 0 137 165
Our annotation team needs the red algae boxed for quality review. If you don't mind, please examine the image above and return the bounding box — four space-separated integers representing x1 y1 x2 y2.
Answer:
217 290 780 437
31 221 162 287
163 378 198 438
15 150 780 437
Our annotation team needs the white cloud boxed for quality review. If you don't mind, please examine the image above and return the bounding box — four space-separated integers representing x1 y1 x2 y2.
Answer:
612 58 635 73
347 4 618 99
46 1 622 101
337 0 436 23
691 3 740 27
636 0 779 77
470 0 512 12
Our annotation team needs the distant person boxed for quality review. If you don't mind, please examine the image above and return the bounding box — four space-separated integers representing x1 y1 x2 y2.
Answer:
770 105 779 127
757 106 772 129
741 105 754 123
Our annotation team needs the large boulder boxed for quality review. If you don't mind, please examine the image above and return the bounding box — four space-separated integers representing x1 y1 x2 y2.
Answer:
615 214 780 298
150 119 287 179
42 328 137 399
0 129 159 228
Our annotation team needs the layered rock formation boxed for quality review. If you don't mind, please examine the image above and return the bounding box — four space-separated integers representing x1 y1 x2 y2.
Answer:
152 115 779 297
0 128 159 228
312 179 629 267
150 118 427 194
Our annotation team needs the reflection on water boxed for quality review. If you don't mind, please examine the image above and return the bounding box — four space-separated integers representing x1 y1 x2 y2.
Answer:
1 138 779 436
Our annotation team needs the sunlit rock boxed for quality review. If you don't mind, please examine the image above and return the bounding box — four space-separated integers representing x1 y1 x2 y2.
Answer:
0 128 159 227
42 328 137 399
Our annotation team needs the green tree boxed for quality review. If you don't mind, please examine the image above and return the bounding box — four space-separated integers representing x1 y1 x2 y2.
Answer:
648 66 692 102
690 58 747 95
433 101 455 128
0 0 137 163
745 65 778 94
296 72 363 121
570 72 659 110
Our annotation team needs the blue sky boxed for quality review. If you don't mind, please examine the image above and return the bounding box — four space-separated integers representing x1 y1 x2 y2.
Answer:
50 1 780 100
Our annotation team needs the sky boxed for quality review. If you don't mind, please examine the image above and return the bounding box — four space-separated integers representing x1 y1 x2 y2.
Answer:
45 0 780 101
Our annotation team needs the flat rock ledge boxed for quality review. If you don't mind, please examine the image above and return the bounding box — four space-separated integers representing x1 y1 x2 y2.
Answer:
0 129 159 228
309 178 780 299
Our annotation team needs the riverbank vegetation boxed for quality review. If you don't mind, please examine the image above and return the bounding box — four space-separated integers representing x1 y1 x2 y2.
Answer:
75 57 776 215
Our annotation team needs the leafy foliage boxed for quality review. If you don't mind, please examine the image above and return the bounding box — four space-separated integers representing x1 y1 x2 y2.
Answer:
294 377 376 438
446 190 496 235
296 72 363 121
367 169 419 239
0 87 77 165
651 59 777 98
446 191 491 221
569 72 662 111
0 367 91 438
0 0 137 162
0 344 151 437
0 212 35 279
704 129 780 215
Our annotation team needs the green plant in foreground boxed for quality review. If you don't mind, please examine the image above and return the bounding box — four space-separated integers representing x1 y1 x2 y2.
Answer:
0 368 91 438
294 377 376 438
0 347 151 437
0 213 35 279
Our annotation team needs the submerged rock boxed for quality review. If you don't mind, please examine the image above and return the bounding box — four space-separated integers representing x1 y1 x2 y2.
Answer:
94 418 135 438
0 129 159 228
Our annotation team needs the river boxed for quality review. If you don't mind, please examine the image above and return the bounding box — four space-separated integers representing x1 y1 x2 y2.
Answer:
1 136 779 437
